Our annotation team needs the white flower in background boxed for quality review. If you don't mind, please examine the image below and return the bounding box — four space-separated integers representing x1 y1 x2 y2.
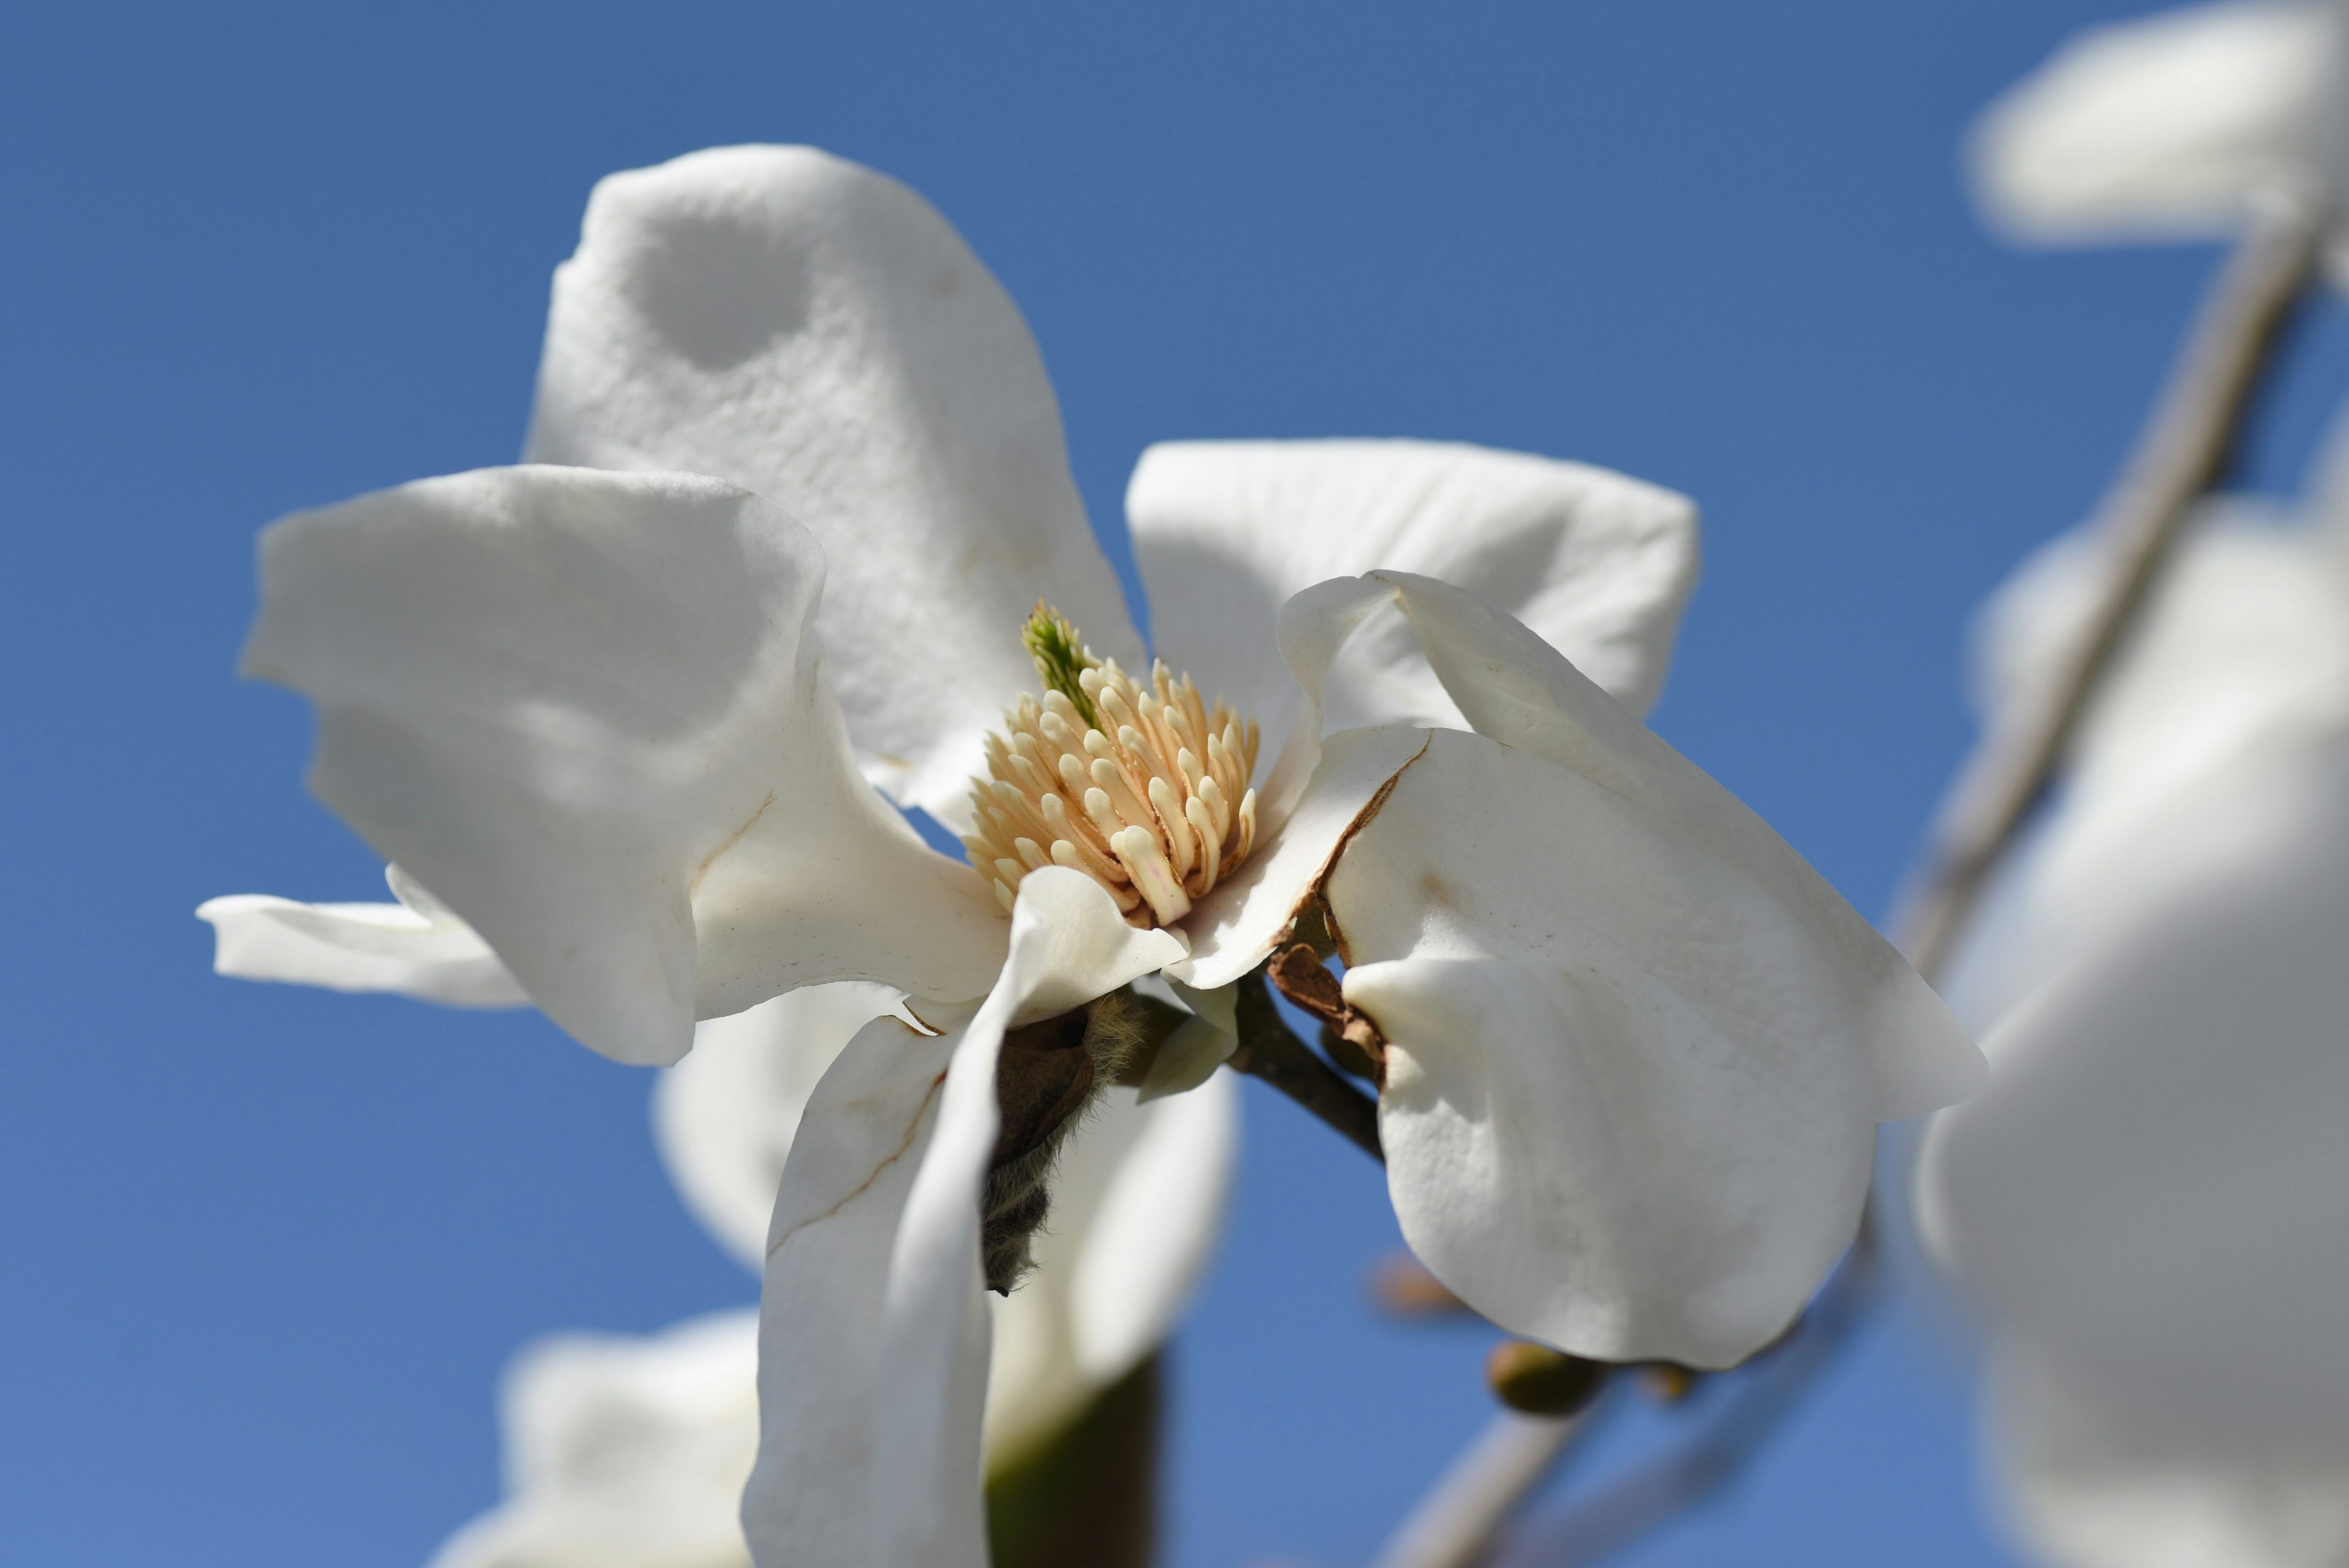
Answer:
198 146 1980 1566
1924 459 2349 1568
428 1312 762 1568
1948 493 2349 1022
1970 0 2349 272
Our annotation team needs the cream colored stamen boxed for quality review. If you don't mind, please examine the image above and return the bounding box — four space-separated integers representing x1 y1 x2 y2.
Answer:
965 613 1260 929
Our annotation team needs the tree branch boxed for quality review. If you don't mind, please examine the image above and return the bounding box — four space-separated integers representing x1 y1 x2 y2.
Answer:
1371 1410 1600 1568
1487 1224 1878 1567
1228 969 1384 1162
1892 188 2328 978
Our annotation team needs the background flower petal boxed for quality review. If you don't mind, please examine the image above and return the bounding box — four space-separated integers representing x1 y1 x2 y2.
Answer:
1129 439 1698 779
1969 0 2338 246
526 144 1142 828
1920 748 2349 1433
429 1311 760 1568
241 464 1008 1067
1948 505 2349 1024
1983 1336 2349 1568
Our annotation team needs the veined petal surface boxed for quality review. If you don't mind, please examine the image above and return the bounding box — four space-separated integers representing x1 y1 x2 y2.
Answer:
746 870 1181 1567
1307 571 1982 1120
429 1310 760 1568
656 983 913 1270
241 464 1006 1067
1333 732 1882 1367
1268 572 1975 1365
1970 0 2342 244
527 145 1141 826
1129 440 1698 777
198 862 528 1008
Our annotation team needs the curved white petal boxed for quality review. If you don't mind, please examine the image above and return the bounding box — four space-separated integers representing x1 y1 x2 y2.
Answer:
1956 509 2349 1022
654 978 1237 1473
1985 1337 2349 1568
242 464 1007 1066
1921 747 2349 1432
654 984 911 1271
1305 571 1982 1119
526 144 1141 827
1129 440 1698 781
430 1310 760 1568
745 869 1180 1567
197 862 529 1008
1969 0 2340 245
1333 731 1884 1368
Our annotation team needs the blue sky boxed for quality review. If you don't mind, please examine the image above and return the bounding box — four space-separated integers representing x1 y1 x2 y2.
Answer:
4 2 2343 1564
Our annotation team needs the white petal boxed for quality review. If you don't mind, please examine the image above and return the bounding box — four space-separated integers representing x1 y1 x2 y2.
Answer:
748 1014 960 1568
430 1310 760 1568
1920 747 2349 1430
1984 1337 2349 1568
653 983 911 1272
1128 442 1698 787
242 464 1008 1066
1955 508 2349 1023
1969 0 2340 245
1308 571 1983 1118
196 885 529 1008
526 145 1141 827
985 1072 1238 1462
1169 723 1433 990
1334 731 1886 1367
654 979 1228 1476
745 869 1179 1566
1067 1071 1237 1381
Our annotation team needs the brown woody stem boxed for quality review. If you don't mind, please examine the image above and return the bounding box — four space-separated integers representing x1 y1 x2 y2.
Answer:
1228 968 1384 1162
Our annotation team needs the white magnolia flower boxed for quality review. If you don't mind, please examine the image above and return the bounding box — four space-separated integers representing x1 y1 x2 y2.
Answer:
1924 472 2349 1568
1970 0 2349 272
199 146 1979 1565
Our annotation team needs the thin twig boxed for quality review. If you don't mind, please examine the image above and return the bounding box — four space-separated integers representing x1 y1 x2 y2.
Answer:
1486 1227 1879 1568
1893 187 2327 976
1371 1410 1599 1568
1228 969 1384 1162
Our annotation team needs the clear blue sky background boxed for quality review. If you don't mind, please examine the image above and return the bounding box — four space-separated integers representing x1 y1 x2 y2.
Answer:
5 3 2343 1565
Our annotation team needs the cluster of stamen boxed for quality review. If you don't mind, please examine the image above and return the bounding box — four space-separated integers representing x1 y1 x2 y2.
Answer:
964 608 1260 929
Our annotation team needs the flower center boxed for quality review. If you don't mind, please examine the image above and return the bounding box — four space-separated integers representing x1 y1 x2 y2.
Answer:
963 606 1261 928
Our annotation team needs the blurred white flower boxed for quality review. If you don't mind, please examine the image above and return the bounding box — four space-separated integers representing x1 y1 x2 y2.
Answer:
1970 0 2349 271
1925 459 2349 1568
194 145 1980 1566
429 1312 762 1568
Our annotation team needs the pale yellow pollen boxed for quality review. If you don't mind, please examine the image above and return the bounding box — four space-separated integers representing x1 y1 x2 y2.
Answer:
965 651 1261 929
